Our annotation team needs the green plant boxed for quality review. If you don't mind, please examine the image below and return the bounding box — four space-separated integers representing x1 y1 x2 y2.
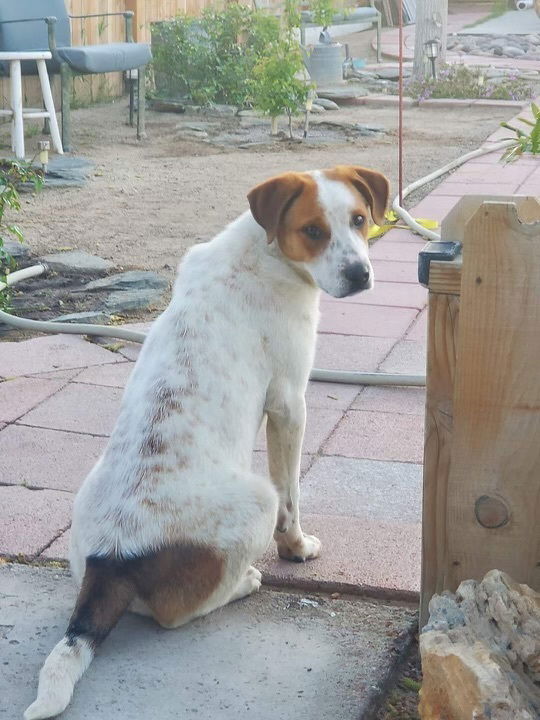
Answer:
500 102 540 162
310 0 335 27
0 161 43 311
152 6 282 108
404 64 534 103
251 38 310 138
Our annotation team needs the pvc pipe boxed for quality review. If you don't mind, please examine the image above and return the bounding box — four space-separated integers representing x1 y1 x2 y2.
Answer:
516 0 533 10
310 368 426 386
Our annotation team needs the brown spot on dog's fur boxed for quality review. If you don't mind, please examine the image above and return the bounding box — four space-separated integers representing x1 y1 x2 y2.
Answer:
247 171 331 262
66 543 225 646
323 165 390 226
140 432 166 457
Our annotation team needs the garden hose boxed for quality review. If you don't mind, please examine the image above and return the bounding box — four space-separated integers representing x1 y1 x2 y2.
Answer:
0 139 516 388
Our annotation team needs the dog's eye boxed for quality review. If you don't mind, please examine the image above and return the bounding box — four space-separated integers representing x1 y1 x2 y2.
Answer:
352 214 365 228
303 225 323 240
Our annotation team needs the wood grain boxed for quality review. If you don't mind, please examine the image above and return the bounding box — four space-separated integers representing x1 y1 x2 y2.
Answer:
446 202 540 591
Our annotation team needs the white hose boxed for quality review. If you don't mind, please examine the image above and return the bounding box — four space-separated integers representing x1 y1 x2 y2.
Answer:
4 140 511 388
392 139 514 241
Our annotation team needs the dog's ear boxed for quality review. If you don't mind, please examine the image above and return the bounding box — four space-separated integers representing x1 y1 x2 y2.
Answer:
333 165 390 226
247 173 306 243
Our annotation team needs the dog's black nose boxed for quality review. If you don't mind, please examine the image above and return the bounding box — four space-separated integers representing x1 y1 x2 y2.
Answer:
343 262 370 288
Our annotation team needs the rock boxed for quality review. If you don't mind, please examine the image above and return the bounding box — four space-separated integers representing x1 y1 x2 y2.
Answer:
355 123 386 136
502 45 526 57
44 156 94 188
175 121 217 132
419 570 540 720
206 103 237 116
149 99 186 113
176 128 209 139
41 250 115 275
104 288 166 313
313 97 339 110
237 109 264 118
375 67 411 81
82 271 168 293
493 46 504 56
316 86 368 103
309 103 326 113
53 311 110 324
2 240 31 261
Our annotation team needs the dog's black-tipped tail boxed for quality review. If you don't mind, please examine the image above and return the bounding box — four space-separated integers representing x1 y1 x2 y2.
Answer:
24 556 136 720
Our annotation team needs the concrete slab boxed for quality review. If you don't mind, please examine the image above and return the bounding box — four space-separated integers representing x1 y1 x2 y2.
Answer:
39 529 71 560
19 383 123 436
256 409 343 454
370 260 419 284
459 8 540 34
369 241 426 263
305 381 360 410
0 486 72 556
0 564 416 720
0 425 106 491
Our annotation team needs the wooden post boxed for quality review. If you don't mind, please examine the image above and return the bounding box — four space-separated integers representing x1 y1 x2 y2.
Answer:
420 196 540 626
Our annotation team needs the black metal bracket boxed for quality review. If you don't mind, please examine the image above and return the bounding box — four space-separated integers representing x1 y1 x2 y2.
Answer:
418 241 462 287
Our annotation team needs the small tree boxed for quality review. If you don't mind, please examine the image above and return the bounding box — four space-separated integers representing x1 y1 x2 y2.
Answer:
310 0 335 30
251 39 309 138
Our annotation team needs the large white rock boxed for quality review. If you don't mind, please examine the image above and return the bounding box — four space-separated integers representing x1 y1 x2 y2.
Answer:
419 570 540 720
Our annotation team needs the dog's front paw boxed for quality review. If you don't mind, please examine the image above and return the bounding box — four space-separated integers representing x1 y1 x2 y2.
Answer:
277 533 321 563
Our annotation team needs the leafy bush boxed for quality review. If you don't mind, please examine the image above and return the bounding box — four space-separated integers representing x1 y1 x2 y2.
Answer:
152 6 283 107
0 161 43 311
500 102 540 163
405 64 534 103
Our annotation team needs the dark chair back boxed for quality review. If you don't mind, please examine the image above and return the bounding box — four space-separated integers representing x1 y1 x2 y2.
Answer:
0 0 71 74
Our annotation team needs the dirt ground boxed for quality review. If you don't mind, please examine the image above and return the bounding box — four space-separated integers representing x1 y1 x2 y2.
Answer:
3 97 516 281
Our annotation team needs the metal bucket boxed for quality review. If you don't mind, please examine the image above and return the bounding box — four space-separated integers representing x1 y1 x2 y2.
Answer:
305 43 345 85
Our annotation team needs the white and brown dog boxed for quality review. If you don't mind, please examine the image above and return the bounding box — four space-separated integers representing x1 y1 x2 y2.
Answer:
25 165 389 719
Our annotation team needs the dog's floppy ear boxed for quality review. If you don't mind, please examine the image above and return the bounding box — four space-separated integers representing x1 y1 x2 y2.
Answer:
333 165 390 226
247 172 306 243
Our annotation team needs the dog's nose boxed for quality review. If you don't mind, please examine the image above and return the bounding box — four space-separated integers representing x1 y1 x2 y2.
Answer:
343 262 370 288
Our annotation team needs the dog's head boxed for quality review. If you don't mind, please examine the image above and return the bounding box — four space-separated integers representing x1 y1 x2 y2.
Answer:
247 165 389 298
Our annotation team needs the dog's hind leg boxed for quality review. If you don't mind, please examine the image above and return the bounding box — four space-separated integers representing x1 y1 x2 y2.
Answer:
24 555 136 720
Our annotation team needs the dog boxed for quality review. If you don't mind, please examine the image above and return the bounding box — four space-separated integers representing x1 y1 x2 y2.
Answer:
24 164 389 719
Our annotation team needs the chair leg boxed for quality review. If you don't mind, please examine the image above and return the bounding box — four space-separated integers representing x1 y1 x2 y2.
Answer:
129 75 135 127
37 59 63 155
137 65 146 140
376 16 382 63
10 60 25 160
60 63 73 152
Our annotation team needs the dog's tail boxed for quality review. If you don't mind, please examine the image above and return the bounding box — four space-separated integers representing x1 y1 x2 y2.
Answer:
24 556 136 720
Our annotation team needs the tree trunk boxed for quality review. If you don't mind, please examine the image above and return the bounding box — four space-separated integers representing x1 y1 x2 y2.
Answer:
287 110 293 139
270 116 278 135
412 0 448 82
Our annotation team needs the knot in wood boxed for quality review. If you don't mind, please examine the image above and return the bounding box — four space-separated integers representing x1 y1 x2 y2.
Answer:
475 495 510 529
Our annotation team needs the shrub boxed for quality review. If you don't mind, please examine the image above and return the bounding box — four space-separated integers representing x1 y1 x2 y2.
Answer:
0 161 43 312
405 64 534 103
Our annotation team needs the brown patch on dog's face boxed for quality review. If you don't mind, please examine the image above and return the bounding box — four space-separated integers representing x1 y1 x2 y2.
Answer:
323 165 390 226
247 171 331 262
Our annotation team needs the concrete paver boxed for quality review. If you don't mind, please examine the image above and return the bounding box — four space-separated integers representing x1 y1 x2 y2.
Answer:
314 333 395 371
0 424 107 491
323 410 424 464
300 456 422 523
304 381 360 410
0 334 120 377
0 486 72 556
19 383 124 436
323 281 428 308
369 240 426 263
0 564 416 720
0 377 66 423
370 259 419 284
73 361 134 388
261 513 421 597
379 339 427 375
318 303 418 338
257 408 343 454
352 386 426 415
